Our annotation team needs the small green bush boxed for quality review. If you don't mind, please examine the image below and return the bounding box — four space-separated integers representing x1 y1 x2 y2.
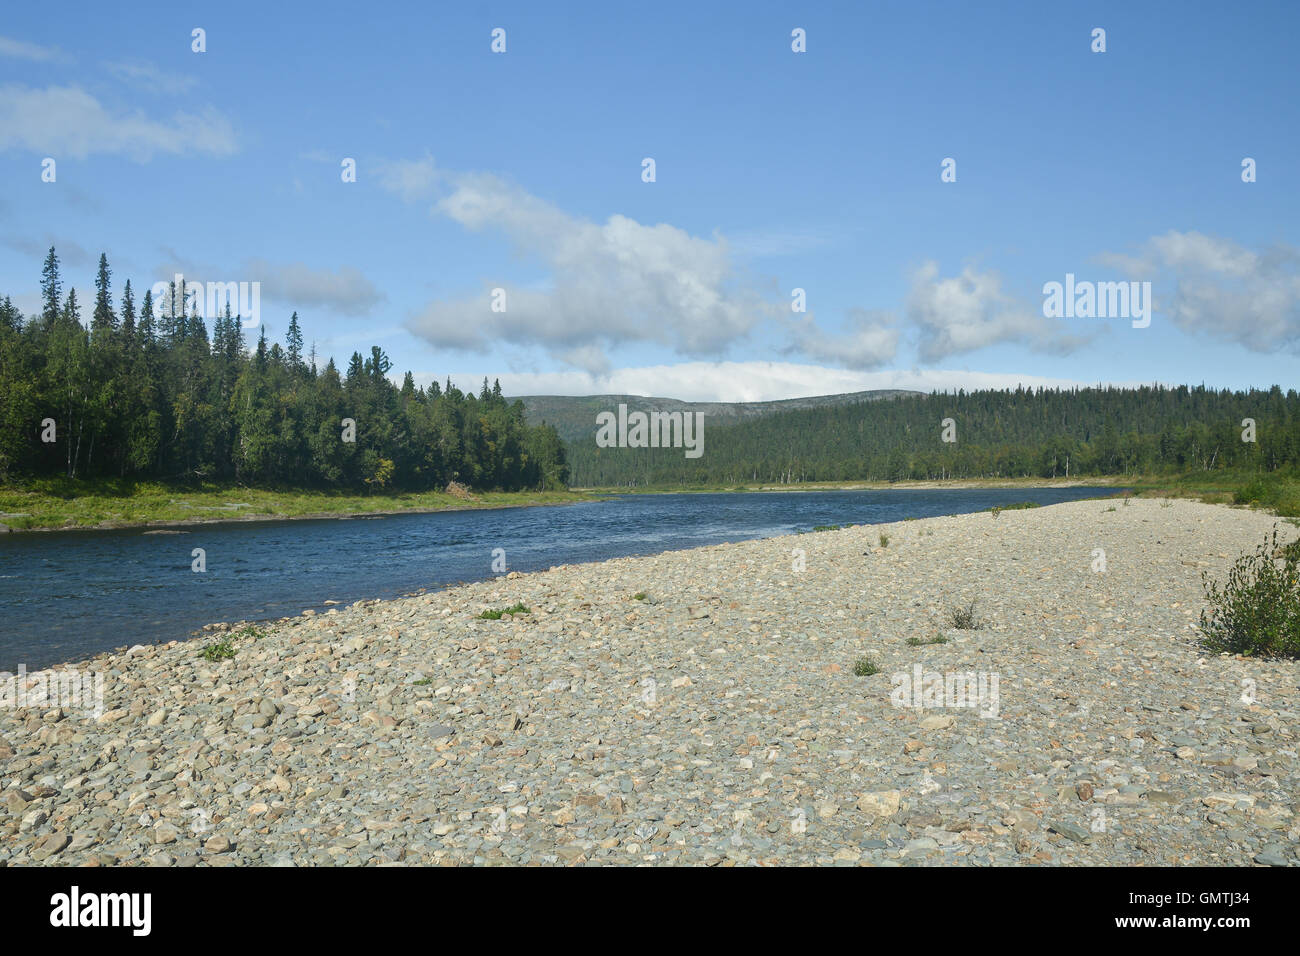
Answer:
1199 527 1300 658
479 603 531 620
200 639 236 662
852 657 879 677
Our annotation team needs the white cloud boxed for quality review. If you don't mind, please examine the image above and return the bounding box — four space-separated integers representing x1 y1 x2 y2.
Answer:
908 261 1090 361
722 227 837 259
104 61 198 95
381 162 781 372
0 35 67 63
415 361 1129 404
0 84 236 160
374 154 439 201
785 308 899 369
1099 231 1300 351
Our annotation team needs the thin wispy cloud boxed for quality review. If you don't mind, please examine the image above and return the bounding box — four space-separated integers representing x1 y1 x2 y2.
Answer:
2 236 93 268
104 60 198 95
0 35 67 63
0 84 237 160
155 251 384 317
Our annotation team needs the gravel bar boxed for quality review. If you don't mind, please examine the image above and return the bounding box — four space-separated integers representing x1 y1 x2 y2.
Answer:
3 497 1298 866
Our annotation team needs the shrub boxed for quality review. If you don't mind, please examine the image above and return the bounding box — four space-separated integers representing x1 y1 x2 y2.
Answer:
1199 527 1300 658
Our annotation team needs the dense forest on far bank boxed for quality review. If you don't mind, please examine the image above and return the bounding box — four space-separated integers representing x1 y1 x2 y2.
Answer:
565 385 1300 490
0 249 569 491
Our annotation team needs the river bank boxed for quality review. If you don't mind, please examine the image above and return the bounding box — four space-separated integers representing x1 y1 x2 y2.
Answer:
3 497 1298 866
0 483 597 534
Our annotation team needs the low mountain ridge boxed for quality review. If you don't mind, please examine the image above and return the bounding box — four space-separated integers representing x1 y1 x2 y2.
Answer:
511 389 920 444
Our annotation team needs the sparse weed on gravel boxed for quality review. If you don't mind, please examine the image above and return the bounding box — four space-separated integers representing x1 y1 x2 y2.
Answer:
1199 526 1300 658
879 532 890 548
947 600 981 630
200 639 236 662
906 633 949 646
479 603 531 620
852 657 880 676
632 592 647 601
990 502 1039 519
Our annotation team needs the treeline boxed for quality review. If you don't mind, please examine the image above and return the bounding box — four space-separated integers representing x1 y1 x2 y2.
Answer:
567 385 1300 486
0 248 568 490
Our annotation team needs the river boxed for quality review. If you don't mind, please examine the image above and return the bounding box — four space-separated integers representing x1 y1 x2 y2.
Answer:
0 486 1117 668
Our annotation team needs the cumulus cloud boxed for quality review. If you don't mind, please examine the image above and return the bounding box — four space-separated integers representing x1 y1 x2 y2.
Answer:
785 308 899 369
0 84 236 160
380 161 781 372
1098 231 1300 351
908 261 1090 361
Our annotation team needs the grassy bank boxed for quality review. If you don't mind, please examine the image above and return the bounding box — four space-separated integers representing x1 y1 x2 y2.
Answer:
581 472 1300 519
1123 473 1300 518
0 479 597 532
577 476 1127 494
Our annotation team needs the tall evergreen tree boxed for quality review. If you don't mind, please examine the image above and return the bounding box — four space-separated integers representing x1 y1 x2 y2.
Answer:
92 253 115 337
40 246 61 326
120 279 136 343
286 312 304 370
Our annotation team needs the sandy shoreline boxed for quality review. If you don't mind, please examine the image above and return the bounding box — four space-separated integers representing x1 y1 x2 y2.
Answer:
3 497 1297 866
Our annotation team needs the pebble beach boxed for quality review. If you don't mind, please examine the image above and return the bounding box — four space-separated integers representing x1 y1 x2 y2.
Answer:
3 496 1298 866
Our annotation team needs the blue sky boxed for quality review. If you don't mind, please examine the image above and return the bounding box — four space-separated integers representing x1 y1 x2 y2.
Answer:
2 0 1297 400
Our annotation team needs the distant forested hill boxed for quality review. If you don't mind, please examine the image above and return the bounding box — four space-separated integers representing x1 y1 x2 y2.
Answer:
551 385 1300 487
513 390 917 445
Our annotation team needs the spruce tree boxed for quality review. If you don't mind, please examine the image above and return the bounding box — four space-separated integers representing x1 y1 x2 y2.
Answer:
120 279 136 343
40 246 61 326
286 311 304 369
92 253 115 336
